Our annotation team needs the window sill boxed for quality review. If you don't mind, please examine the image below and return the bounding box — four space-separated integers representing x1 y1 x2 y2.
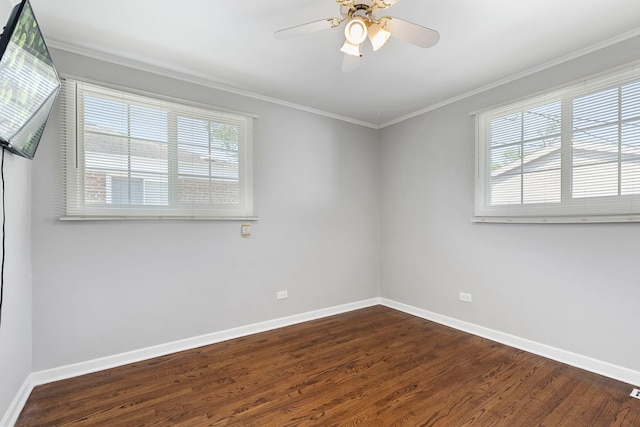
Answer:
472 215 640 224
60 215 260 221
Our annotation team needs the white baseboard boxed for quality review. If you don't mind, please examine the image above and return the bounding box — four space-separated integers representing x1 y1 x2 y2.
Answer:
5 297 639 426
0 375 33 427
30 298 381 387
381 298 640 387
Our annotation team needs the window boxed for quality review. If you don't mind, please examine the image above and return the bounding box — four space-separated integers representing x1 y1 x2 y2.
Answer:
60 79 257 220
474 62 640 223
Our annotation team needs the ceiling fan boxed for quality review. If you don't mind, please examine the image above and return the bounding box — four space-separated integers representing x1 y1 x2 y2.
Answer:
274 0 440 72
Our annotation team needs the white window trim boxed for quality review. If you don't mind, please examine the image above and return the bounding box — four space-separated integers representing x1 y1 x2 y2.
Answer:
60 77 258 221
474 60 640 224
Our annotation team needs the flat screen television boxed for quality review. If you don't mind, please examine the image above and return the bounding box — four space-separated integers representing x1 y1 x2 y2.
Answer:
0 0 60 159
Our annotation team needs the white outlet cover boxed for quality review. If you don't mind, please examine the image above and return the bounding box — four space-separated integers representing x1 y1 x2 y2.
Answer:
459 292 472 303
631 388 640 399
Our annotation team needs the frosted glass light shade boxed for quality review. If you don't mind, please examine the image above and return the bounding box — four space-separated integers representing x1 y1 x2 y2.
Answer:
340 40 362 57
344 17 367 45
368 21 391 51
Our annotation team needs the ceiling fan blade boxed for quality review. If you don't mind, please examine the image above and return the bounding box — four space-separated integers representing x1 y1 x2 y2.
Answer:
385 17 440 48
274 18 341 40
342 53 361 73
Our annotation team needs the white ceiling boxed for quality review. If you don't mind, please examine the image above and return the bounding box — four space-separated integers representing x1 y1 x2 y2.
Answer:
28 0 640 127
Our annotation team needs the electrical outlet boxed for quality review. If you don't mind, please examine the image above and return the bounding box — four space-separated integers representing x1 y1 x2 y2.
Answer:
277 290 288 300
459 292 473 303
631 388 640 399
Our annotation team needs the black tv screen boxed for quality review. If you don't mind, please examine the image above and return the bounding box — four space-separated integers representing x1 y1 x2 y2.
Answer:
0 0 60 159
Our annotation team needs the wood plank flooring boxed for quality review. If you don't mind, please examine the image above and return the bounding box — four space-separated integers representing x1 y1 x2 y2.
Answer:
16 306 640 426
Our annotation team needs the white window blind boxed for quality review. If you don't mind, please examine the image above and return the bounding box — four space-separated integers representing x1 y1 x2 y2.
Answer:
60 79 257 220
474 61 640 223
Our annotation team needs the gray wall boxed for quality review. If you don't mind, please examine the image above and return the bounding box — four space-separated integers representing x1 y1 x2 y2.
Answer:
31 50 381 370
0 3 34 421
380 35 640 373
0 152 33 423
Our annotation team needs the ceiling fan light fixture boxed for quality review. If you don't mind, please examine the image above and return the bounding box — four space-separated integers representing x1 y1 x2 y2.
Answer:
367 20 391 51
274 1 441 71
344 17 368 45
340 39 362 57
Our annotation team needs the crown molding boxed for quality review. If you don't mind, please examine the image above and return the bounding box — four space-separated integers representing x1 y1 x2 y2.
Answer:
47 40 380 130
48 27 640 131
379 27 640 128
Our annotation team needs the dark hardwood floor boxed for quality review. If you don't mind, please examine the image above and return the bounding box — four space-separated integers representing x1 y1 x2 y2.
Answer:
16 306 640 426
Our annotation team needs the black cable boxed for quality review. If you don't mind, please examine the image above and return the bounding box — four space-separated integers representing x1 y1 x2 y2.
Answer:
0 148 5 327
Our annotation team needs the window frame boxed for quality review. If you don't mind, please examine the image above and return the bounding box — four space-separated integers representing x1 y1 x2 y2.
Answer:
474 61 640 223
60 78 258 221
